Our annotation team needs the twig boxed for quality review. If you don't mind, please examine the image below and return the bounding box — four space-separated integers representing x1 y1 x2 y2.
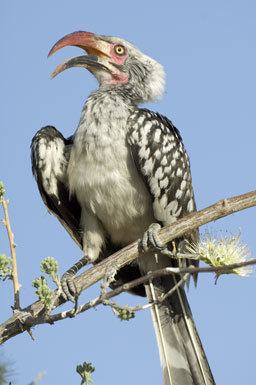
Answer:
157 273 190 303
2 199 21 309
27 371 47 385
102 299 144 312
90 258 256 303
22 258 256 326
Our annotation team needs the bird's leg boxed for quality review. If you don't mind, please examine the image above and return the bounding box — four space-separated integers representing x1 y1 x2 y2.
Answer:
140 223 173 257
61 256 89 302
60 207 106 302
61 214 105 302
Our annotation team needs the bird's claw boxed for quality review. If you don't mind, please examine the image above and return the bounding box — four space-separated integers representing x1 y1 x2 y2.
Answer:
141 223 170 254
61 272 78 303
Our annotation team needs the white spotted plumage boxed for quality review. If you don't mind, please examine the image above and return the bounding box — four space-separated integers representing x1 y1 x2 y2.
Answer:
128 108 196 227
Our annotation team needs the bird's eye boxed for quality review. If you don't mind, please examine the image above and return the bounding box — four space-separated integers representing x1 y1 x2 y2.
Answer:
114 45 125 56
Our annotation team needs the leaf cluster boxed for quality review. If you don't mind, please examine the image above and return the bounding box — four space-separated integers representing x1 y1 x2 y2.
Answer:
0 182 5 203
0 254 12 281
76 362 95 385
32 257 60 309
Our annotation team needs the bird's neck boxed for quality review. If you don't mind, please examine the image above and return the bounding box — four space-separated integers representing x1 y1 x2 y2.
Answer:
74 88 136 148
86 86 136 121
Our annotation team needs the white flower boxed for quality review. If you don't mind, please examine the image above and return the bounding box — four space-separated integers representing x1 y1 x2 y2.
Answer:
187 230 254 281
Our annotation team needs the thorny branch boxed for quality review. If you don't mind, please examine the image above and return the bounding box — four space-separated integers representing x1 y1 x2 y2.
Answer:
0 190 256 344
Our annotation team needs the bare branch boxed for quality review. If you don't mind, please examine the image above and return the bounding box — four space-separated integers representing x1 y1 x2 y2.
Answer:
2 199 21 309
0 190 256 344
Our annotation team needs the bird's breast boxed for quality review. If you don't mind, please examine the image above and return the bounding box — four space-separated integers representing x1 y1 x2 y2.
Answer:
68 127 154 245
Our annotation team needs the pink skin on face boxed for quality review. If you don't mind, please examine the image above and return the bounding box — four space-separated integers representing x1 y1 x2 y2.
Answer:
109 44 129 65
104 44 129 85
106 70 129 85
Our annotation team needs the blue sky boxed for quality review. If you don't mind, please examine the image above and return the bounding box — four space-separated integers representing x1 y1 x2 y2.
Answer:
1 1 256 384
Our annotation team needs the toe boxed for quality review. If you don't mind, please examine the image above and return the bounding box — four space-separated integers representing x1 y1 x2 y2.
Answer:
61 272 77 303
140 223 173 256
141 230 150 252
148 223 165 249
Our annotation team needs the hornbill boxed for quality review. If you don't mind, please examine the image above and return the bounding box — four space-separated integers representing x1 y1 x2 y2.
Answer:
31 31 215 385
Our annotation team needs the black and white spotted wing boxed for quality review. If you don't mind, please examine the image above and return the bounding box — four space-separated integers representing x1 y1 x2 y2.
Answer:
128 109 197 224
127 108 199 276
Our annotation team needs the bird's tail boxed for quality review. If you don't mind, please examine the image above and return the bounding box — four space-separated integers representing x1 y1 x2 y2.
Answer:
139 252 215 385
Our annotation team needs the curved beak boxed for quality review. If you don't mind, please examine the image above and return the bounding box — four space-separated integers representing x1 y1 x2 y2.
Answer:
48 31 112 79
50 55 112 79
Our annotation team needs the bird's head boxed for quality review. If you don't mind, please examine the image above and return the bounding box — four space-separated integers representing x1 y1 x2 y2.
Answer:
48 31 165 104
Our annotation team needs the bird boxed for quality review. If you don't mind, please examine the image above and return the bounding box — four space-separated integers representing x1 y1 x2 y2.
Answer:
31 30 215 385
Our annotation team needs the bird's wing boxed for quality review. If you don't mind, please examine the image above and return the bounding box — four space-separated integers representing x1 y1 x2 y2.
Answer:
127 108 199 250
31 126 82 248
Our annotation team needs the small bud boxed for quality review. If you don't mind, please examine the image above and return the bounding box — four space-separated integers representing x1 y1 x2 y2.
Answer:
113 306 135 321
40 256 59 286
32 276 53 308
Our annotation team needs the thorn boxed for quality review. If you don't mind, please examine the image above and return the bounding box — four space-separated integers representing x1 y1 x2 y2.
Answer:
26 328 35 341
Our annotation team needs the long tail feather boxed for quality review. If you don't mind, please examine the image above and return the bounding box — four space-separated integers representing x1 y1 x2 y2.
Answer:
139 252 215 385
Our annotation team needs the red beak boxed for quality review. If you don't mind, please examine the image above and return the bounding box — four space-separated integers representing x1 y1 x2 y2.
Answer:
48 31 110 58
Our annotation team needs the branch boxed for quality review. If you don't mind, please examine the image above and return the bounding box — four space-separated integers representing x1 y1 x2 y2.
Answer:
2 199 21 309
73 190 256 295
0 190 256 344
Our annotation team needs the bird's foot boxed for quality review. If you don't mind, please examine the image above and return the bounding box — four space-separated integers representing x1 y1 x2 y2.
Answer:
61 256 89 303
140 223 173 256
61 271 78 303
